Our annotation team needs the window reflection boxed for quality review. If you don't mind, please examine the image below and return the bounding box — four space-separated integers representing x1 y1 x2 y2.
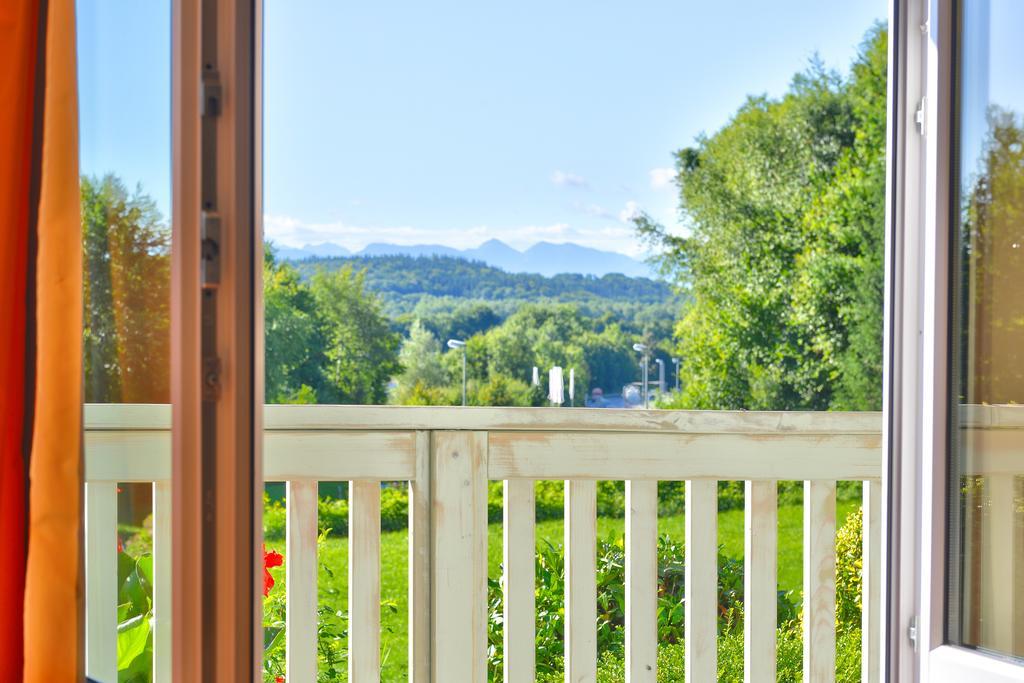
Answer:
950 0 1024 658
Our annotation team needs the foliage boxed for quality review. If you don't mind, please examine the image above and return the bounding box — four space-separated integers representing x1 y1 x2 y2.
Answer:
390 320 450 403
487 535 799 680
836 505 865 631
82 174 170 403
116 550 156 682
640 25 888 411
296 254 673 306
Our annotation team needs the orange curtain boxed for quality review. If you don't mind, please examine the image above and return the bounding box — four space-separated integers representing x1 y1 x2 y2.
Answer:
0 0 82 680
0 0 42 676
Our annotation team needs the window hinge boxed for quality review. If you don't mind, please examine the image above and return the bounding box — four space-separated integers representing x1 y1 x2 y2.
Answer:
915 97 926 136
908 615 919 651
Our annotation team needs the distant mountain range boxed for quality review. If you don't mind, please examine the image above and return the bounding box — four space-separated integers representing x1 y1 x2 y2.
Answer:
272 239 653 278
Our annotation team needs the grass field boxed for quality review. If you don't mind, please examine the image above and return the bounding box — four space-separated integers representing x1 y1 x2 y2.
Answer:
273 501 861 681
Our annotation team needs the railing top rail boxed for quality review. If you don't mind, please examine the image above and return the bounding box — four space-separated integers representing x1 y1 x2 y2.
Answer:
85 403 885 434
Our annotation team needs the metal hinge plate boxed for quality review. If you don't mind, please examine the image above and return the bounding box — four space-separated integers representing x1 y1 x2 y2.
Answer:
915 97 926 136
908 615 919 651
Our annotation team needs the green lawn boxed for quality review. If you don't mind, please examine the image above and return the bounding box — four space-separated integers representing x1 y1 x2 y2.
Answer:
268 501 860 681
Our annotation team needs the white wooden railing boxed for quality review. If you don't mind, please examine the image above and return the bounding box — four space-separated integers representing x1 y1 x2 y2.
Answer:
84 404 887 683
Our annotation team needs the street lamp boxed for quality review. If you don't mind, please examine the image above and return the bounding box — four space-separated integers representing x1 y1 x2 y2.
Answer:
654 358 666 397
632 343 649 409
447 339 467 406
672 357 680 392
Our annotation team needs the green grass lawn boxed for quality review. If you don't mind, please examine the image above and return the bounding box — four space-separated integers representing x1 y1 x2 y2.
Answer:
270 501 860 681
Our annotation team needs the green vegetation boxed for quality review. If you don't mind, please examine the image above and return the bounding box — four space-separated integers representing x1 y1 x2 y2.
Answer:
639 25 888 411
253 494 864 682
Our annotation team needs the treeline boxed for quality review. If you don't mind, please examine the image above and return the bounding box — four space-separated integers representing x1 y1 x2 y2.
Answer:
639 24 889 411
266 253 645 405
293 254 674 306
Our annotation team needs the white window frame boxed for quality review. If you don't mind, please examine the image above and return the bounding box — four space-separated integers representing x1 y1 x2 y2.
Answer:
890 0 1024 679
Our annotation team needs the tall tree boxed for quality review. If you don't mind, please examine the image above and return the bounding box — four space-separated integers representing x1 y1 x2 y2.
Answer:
82 174 170 403
639 25 888 411
310 265 401 404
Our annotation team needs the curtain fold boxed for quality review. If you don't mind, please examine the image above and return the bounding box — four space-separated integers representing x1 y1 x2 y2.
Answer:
1 0 82 680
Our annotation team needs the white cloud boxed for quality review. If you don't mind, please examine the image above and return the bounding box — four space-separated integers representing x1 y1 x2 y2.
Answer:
649 167 677 189
618 200 641 223
551 170 588 188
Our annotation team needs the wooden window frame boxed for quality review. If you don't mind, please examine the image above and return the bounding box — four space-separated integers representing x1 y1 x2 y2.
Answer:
170 0 263 679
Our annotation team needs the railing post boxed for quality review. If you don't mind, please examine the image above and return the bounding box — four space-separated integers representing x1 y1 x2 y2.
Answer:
503 478 536 683
431 431 488 682
85 481 118 683
409 431 432 683
565 479 598 683
625 480 658 682
685 479 718 682
152 480 173 683
803 480 837 683
744 480 778 683
286 479 319 682
350 479 382 681
862 480 881 683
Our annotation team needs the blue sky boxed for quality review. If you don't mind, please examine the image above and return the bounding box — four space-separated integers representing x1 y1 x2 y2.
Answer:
77 0 886 257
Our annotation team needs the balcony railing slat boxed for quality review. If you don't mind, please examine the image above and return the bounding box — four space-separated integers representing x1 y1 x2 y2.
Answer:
503 479 536 683
286 479 319 683
565 479 598 683
153 480 173 683
862 480 882 683
744 480 778 683
431 431 488 682
85 481 118 683
803 480 837 683
349 479 382 681
408 431 432 683
685 479 718 681
625 480 658 682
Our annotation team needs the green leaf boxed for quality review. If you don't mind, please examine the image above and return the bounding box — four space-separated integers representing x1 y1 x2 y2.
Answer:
117 613 151 672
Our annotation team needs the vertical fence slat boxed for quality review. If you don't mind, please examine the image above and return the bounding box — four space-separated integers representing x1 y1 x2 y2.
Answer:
983 473 1016 653
153 480 173 683
409 431 432 683
862 480 881 683
626 480 658 683
431 431 488 682
744 480 778 683
287 479 319 682
85 481 118 683
503 479 536 683
685 479 718 682
349 479 382 681
803 480 837 683
565 479 597 683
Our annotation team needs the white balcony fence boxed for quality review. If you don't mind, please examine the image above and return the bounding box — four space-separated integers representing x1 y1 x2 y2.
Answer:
84 404 887 683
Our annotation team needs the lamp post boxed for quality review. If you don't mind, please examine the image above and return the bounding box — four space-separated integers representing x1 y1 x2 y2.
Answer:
672 357 680 392
632 343 649 409
447 339 467 406
654 358 666 398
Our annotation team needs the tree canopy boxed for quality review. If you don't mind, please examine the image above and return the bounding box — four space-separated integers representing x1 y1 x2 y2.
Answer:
639 24 888 411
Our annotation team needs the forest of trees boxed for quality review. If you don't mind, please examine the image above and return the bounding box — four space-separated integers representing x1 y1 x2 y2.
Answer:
83 24 901 413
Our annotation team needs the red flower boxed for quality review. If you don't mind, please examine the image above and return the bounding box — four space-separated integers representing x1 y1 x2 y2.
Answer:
117 536 123 553
263 544 284 597
275 676 285 683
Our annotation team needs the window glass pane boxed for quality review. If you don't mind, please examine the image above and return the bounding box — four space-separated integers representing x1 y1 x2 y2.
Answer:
949 0 1024 659
78 0 171 679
